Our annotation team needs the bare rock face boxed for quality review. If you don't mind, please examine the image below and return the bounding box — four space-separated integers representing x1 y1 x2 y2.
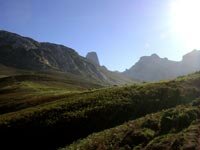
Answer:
86 52 100 66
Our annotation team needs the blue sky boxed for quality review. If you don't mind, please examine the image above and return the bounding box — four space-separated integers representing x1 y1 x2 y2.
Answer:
0 0 195 71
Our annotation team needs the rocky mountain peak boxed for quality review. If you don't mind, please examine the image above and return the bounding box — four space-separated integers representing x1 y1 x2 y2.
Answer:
139 53 160 63
151 53 160 59
182 49 200 61
123 53 180 81
123 50 200 81
86 51 100 66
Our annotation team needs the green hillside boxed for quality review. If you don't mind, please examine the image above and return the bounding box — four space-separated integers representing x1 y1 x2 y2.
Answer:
64 100 200 150
0 67 104 115
0 71 200 149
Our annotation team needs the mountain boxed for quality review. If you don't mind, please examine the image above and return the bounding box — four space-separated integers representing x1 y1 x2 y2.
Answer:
123 54 181 81
123 50 200 81
86 51 100 66
0 30 134 85
181 49 200 74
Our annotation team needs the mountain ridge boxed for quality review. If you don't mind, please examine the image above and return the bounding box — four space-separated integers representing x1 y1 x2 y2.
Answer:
1 30 200 82
0 30 135 85
123 50 200 81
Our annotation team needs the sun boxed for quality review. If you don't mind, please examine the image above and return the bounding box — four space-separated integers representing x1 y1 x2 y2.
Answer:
171 0 200 49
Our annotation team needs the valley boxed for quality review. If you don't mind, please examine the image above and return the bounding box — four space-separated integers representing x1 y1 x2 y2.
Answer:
0 31 200 150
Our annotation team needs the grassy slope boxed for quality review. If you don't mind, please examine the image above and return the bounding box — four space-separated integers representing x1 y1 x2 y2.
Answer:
0 64 29 78
64 101 200 150
0 65 104 114
0 72 200 149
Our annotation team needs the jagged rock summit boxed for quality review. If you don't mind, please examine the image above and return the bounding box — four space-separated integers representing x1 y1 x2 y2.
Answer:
86 52 100 66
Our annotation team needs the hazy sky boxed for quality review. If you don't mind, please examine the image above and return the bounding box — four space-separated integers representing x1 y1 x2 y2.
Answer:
0 0 199 71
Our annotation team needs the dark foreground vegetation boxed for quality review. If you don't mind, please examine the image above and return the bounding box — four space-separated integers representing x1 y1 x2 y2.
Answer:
1 72 200 149
63 100 200 150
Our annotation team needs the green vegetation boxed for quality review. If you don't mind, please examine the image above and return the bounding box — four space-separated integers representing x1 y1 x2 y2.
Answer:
1 70 200 149
63 103 200 150
1 73 199 128
0 66 104 114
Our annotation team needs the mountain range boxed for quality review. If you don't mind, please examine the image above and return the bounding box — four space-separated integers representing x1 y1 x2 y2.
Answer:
0 30 134 85
123 50 200 81
1 30 200 82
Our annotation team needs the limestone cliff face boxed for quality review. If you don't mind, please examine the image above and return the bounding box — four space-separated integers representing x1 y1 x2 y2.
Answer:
86 52 100 66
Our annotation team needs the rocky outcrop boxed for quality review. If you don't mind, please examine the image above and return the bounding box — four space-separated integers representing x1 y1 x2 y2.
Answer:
86 52 100 66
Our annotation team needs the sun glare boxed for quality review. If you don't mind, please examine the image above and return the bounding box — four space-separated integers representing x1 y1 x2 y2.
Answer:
171 0 200 49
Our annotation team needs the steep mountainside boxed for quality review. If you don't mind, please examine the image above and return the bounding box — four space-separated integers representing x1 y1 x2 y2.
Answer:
0 30 134 85
123 50 200 81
